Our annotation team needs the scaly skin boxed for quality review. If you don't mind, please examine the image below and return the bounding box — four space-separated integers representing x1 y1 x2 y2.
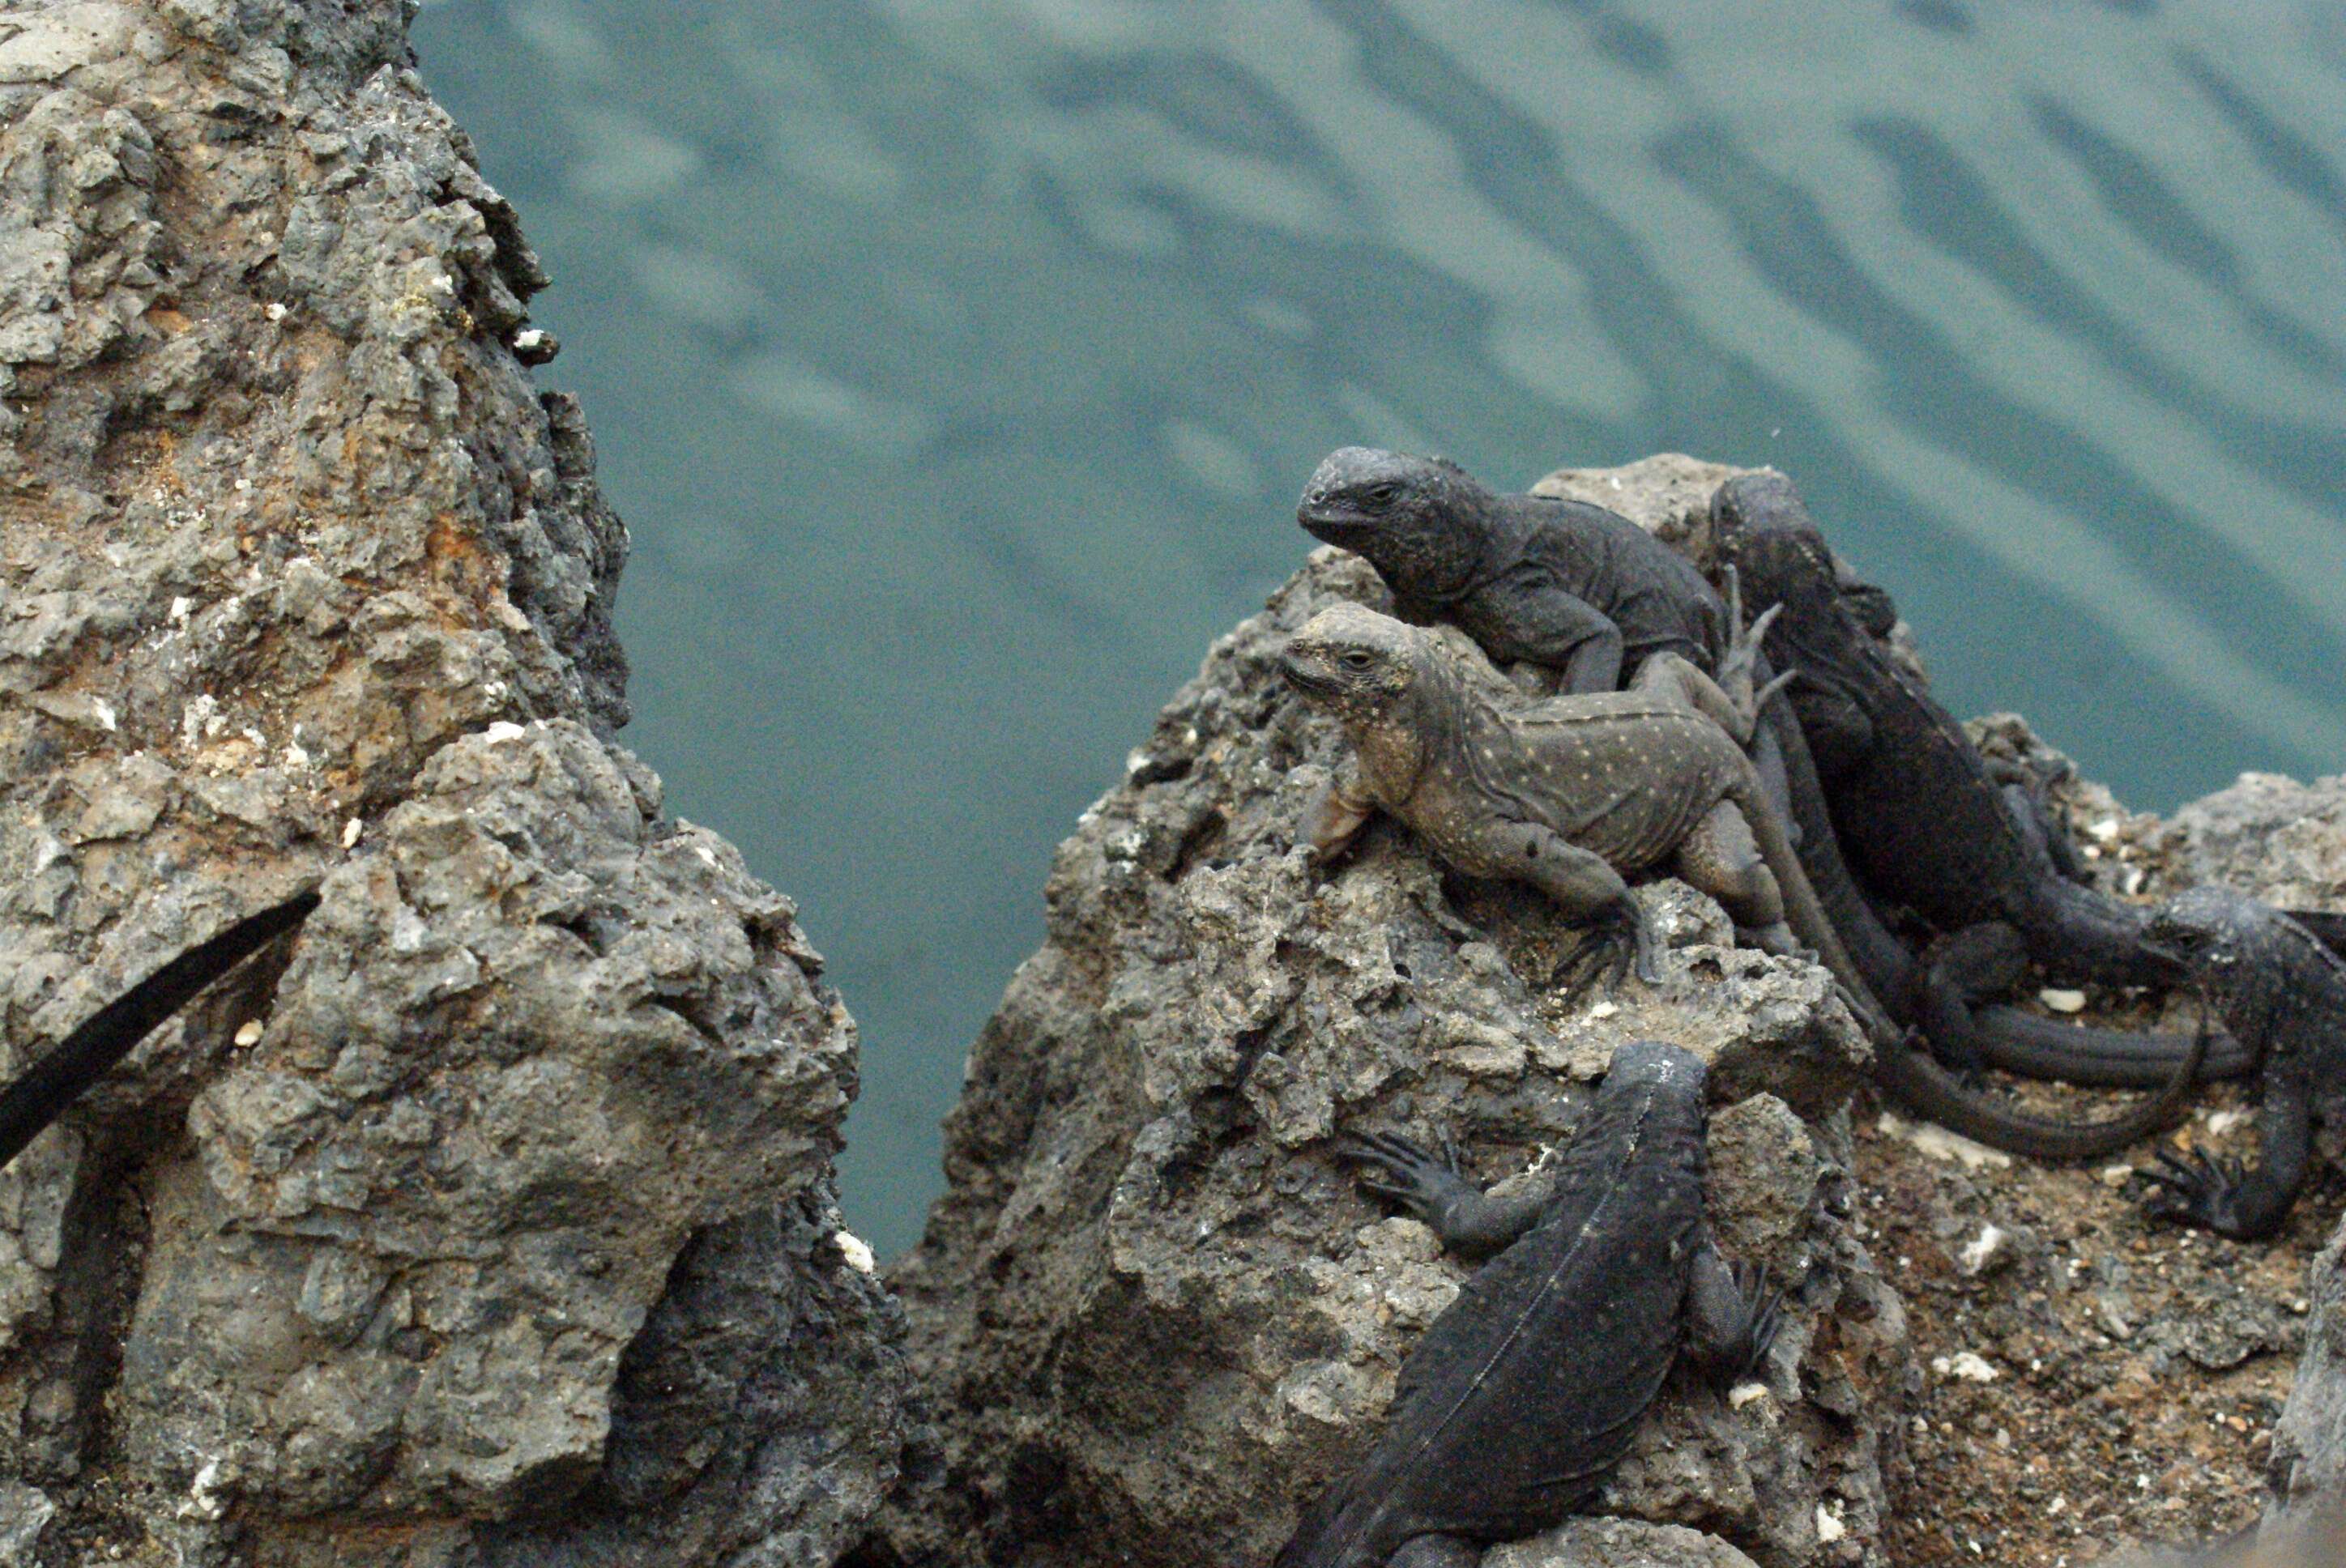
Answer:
1717 471 2174 992
1712 471 2242 1106
1279 599 1880 1010
1296 448 1727 694
1277 1042 1777 1568
0 887 322 1169
2139 888 2346 1240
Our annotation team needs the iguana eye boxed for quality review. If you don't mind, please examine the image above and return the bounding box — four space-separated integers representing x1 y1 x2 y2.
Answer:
1341 651 1375 670
1363 483 1400 506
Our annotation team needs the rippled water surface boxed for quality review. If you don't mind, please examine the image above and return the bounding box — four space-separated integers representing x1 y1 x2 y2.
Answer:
413 0 2346 1255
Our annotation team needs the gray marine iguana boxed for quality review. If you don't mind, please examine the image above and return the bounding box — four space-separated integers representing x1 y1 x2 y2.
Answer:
1275 1040 1778 1568
1278 594 1842 994
1296 447 1725 695
2136 887 2346 1240
0 887 321 1170
1280 596 2209 1161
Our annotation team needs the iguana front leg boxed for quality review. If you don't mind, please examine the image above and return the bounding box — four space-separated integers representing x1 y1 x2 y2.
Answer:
2145 1064 2311 1241
1473 574 1626 694
1504 820 1666 990
1343 1129 1550 1259
1303 760 1377 863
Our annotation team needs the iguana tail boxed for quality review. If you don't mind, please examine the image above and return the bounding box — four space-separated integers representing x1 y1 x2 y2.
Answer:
1731 773 1898 1035
1973 1003 2257 1087
1869 1013 2208 1161
0 887 322 1169
1731 775 2213 1157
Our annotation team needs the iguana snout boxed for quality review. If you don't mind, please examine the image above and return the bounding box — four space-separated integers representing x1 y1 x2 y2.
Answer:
2145 886 2273 989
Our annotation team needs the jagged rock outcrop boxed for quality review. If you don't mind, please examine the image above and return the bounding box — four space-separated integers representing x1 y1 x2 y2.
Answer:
877 460 1913 1568
0 4 902 1562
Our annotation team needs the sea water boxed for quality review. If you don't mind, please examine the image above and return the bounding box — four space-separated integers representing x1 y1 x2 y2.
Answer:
412 0 2346 1255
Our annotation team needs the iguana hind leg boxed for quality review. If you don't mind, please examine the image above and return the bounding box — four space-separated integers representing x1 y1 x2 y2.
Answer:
1675 799 1798 955
1686 1233 1782 1391
1504 821 1666 991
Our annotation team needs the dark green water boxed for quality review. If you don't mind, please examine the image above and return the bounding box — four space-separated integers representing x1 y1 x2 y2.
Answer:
412 0 2346 1257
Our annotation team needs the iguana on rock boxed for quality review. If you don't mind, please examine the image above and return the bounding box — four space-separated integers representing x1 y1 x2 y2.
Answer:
1278 596 1855 998
1280 594 2210 1161
0 887 321 1170
1296 446 1808 847
2138 887 2346 1240
1275 1040 1778 1568
1716 471 2175 994
1711 471 2250 1095
1296 447 1726 695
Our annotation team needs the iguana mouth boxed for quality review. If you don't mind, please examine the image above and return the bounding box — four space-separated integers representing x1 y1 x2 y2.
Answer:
1277 650 1341 696
1296 499 1373 541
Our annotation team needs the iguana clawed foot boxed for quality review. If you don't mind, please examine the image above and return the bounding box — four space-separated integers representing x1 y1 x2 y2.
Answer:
1719 1261 1784 1388
1553 902 1666 996
1341 1129 1474 1225
2143 1148 2272 1240
1714 565 1792 731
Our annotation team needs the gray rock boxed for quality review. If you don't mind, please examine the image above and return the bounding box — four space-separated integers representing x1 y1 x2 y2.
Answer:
1485 1516 1764 1568
2270 1216 2346 1513
875 467 1909 1568
0 4 900 1562
2157 773 2346 912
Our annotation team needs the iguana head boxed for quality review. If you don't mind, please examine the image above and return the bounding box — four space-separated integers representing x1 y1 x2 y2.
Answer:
1278 602 1427 727
2145 885 2295 1007
1297 447 1487 595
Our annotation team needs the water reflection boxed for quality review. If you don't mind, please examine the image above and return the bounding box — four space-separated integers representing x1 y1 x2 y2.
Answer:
412 0 2346 1255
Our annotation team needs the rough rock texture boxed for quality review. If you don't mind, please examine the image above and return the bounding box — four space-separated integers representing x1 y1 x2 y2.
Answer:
877 461 1913 1568
2270 1199 2346 1513
0 5 901 1563
1488 1518 1764 1568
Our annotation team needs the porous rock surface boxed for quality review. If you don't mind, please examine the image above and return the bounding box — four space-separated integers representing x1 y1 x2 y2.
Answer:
878 460 1913 1568
0 4 901 1564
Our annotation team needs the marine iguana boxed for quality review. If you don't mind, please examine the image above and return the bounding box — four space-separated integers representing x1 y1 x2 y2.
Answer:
2137 887 2346 1240
1296 448 1727 695
1716 471 2174 994
1281 594 2211 1161
0 887 321 1169
1278 595 1855 997
1275 1040 1778 1568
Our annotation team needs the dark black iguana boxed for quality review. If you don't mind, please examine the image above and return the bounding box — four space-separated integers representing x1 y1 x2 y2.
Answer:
1296 448 1725 695
0 887 321 1169
1275 1040 1778 1568
1712 471 2249 1093
2136 887 2346 1240
1715 471 2173 991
